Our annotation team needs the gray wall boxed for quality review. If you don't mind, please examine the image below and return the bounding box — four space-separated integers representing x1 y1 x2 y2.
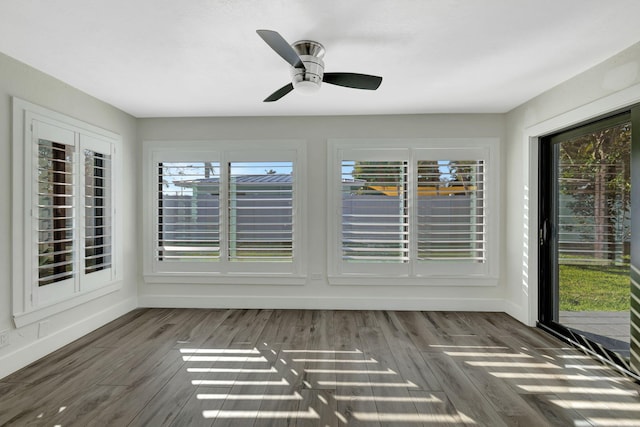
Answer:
0 52 138 377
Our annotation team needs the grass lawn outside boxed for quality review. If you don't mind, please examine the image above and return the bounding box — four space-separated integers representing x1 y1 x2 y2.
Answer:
559 263 630 311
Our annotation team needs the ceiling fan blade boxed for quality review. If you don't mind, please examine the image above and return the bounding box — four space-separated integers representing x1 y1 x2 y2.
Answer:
264 83 294 102
323 72 382 90
257 29 306 70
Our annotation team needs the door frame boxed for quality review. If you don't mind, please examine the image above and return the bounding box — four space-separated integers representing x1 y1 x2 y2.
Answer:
537 109 636 377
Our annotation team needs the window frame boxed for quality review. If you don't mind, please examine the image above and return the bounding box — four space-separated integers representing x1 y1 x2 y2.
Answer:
12 98 122 327
327 138 499 286
143 140 307 285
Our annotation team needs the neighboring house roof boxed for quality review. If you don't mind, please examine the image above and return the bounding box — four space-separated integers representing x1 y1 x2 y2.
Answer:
175 175 368 187
173 174 293 187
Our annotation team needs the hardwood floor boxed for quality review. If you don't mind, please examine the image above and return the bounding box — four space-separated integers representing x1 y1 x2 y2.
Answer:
1 309 639 426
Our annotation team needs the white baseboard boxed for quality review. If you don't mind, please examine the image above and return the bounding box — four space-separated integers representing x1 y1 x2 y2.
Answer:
0 297 137 380
138 294 506 312
503 299 532 326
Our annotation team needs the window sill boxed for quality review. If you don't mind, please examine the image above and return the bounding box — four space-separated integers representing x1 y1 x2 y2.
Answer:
144 273 307 286
327 275 498 286
13 282 122 328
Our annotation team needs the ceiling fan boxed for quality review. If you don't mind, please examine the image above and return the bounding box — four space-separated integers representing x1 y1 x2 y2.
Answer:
256 29 383 102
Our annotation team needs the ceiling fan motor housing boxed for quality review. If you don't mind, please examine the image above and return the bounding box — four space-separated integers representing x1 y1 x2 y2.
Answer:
290 40 325 94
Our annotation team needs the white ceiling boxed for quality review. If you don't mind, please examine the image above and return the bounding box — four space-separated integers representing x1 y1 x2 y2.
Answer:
2 0 640 118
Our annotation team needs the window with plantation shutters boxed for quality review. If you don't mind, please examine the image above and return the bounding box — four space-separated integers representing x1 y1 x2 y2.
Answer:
157 162 221 262
330 140 497 283
229 162 293 262
416 160 485 263
341 160 409 263
37 139 75 287
84 149 112 274
146 141 305 282
13 99 121 323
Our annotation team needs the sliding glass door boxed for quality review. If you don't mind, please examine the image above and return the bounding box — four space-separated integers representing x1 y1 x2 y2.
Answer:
539 110 636 373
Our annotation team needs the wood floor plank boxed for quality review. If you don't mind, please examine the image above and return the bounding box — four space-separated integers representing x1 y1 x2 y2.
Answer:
251 311 316 427
358 311 423 427
393 310 445 350
208 310 285 427
169 385 226 427
1 309 639 427
302 310 336 391
331 310 380 427
374 311 442 391
408 391 475 427
71 349 186 426
295 389 339 427
1 346 105 385
451 348 554 425
422 312 476 338
126 363 198 427
48 384 129 426
421 352 509 427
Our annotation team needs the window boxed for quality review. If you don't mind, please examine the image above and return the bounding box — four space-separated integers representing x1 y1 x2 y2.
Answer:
341 160 410 263
416 159 485 263
228 161 294 262
144 141 306 284
37 139 75 289
158 161 221 262
12 98 121 326
329 139 498 284
84 149 113 275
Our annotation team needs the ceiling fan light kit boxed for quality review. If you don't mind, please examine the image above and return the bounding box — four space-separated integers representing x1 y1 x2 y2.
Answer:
290 40 325 94
257 29 382 102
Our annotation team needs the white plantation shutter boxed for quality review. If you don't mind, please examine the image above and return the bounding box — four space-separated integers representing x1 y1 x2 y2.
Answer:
157 162 221 262
416 160 486 263
341 160 409 263
228 162 293 262
331 141 495 281
84 149 113 273
37 138 76 287
14 100 121 323
148 143 304 280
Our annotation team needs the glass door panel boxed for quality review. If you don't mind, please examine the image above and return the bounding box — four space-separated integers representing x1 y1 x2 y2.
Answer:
555 120 631 357
540 112 632 365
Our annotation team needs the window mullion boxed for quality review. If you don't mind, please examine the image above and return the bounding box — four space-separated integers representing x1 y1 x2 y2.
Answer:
408 153 418 275
219 158 229 270
73 138 81 292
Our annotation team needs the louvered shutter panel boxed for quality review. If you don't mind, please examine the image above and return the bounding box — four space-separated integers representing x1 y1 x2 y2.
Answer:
37 139 76 286
158 162 221 261
228 162 293 261
341 160 409 263
417 160 486 262
84 149 112 273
